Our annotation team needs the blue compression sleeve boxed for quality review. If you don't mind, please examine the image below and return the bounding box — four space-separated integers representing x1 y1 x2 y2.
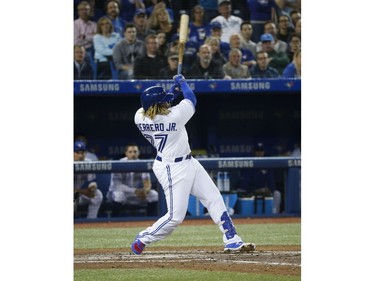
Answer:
180 81 197 107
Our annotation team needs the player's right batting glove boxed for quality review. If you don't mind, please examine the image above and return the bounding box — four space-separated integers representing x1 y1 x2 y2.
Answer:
173 74 186 84
167 83 182 99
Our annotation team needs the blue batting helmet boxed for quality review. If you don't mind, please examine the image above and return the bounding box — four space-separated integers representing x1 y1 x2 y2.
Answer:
141 86 173 111
74 141 87 152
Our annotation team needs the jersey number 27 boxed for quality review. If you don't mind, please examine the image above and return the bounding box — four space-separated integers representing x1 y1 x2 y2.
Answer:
144 133 168 152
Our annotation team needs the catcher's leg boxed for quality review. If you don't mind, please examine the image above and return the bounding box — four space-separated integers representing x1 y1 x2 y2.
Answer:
86 189 103 219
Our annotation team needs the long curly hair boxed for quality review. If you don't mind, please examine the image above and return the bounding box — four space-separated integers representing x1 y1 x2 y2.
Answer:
143 102 171 120
147 7 172 30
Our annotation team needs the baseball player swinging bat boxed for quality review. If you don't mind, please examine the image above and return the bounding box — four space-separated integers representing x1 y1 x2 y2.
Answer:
177 14 189 75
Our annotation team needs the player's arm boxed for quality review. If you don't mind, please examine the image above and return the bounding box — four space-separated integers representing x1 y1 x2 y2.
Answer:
75 182 97 198
173 74 197 107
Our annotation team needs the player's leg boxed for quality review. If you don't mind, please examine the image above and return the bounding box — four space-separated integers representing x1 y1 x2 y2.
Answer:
190 158 255 251
134 161 194 245
86 189 103 219
189 159 240 242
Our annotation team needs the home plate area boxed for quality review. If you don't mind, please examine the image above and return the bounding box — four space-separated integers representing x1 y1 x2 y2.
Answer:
74 247 301 276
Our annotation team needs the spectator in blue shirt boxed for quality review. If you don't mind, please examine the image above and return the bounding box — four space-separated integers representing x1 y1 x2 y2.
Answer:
282 48 301 78
188 5 212 45
105 0 127 37
93 16 121 79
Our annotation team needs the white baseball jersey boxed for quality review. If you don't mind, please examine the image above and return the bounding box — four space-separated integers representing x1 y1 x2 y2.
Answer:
133 97 245 247
210 15 243 43
135 99 195 158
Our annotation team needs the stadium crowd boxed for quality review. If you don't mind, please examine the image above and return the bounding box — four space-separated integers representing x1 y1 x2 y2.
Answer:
74 0 301 80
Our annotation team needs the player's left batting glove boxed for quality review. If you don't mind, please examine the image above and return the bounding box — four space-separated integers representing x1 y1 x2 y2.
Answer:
173 74 186 84
167 83 182 99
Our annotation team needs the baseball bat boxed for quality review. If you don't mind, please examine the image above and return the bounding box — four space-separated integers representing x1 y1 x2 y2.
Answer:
177 14 189 75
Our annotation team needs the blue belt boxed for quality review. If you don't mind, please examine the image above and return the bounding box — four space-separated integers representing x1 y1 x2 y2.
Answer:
156 154 192 162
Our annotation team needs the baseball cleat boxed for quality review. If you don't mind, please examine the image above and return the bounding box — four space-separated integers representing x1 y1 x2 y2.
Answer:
131 239 145 255
224 242 256 253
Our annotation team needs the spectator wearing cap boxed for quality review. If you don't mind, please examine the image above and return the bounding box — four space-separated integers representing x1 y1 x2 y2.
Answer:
133 8 156 42
74 133 99 161
157 51 187 79
119 0 145 22
74 134 99 161
210 0 243 44
210 20 222 38
250 50 279 78
74 141 103 219
188 5 212 45
259 33 289 75
246 0 281 42
255 20 288 54
237 142 282 214
113 23 146 79
208 21 231 57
